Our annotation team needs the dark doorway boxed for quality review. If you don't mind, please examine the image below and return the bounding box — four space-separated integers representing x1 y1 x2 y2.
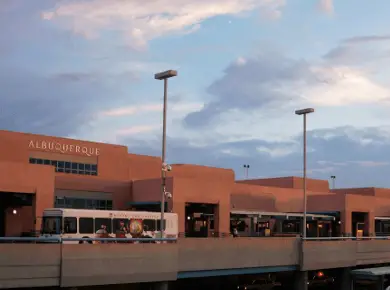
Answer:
185 203 216 238
352 212 367 237
0 192 33 237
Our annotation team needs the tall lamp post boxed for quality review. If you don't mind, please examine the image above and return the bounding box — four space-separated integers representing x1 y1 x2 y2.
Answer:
154 70 177 237
330 175 336 190
243 164 250 179
295 108 314 239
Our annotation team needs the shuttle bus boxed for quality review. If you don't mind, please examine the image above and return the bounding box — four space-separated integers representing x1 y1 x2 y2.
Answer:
40 208 178 243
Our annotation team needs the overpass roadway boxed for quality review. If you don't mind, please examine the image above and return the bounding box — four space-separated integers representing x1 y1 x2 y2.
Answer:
1 238 390 288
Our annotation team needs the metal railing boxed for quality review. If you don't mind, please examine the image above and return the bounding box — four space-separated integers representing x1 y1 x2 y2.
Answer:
0 236 177 244
303 236 390 241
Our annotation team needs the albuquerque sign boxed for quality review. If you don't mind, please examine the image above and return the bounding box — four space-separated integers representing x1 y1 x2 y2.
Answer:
28 140 100 157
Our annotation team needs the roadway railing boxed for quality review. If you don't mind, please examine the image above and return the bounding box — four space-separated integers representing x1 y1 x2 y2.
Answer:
0 236 177 243
303 236 390 241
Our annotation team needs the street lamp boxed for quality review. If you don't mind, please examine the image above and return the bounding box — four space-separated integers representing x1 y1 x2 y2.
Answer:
154 70 177 238
295 107 314 239
330 175 336 190
243 164 250 179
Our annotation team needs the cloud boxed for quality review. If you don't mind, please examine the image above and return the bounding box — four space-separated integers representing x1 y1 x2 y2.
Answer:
123 126 390 187
318 0 334 15
116 125 161 136
41 0 286 49
184 38 390 128
101 103 203 117
0 67 140 137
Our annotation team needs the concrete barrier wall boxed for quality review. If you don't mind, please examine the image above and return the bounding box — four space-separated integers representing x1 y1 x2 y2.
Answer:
61 243 178 287
301 241 357 271
302 240 390 271
356 240 390 265
0 244 60 289
178 238 300 272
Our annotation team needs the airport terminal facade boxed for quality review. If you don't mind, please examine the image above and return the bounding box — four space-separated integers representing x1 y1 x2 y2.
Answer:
2 129 390 238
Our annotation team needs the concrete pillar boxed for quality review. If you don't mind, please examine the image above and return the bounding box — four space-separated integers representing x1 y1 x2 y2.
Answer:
154 282 169 290
364 211 375 237
339 267 352 290
293 271 308 290
340 210 352 237
376 276 384 290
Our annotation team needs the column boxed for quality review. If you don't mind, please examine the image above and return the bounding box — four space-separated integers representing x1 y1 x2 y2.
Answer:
214 203 230 237
340 210 352 237
154 282 169 290
364 211 375 237
339 267 352 290
293 271 308 290
172 201 185 237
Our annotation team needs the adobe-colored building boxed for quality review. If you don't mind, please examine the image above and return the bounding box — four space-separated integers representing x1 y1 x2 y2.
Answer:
1 129 390 238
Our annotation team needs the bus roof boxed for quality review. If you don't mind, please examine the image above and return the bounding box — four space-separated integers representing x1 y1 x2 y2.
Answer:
43 208 177 218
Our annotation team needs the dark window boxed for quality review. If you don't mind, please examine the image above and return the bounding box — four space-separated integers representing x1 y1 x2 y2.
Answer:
79 218 94 234
113 219 129 233
72 199 86 209
97 200 106 209
106 200 113 210
143 219 156 231
157 219 166 231
95 218 112 233
30 158 98 176
64 217 77 234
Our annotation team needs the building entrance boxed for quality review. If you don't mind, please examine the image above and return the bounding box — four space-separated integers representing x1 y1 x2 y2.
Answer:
185 203 216 238
0 192 33 237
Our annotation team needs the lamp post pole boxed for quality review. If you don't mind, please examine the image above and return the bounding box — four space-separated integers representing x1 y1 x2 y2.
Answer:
154 70 177 238
330 175 336 190
295 108 315 239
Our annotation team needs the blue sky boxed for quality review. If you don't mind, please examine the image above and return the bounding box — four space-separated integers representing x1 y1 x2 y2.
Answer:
2 0 390 188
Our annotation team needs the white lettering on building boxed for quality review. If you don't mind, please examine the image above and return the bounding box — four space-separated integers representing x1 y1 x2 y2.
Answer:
28 140 100 157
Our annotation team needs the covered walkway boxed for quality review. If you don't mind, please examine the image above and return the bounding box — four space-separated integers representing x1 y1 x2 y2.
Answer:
351 266 390 290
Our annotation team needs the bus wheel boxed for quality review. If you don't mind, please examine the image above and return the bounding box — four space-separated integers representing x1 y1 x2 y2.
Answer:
79 237 92 244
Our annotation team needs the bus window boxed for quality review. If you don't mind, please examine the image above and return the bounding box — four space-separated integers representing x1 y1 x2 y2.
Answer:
143 219 156 231
95 218 112 233
42 216 62 234
64 217 77 234
157 219 166 231
113 219 129 233
79 218 94 234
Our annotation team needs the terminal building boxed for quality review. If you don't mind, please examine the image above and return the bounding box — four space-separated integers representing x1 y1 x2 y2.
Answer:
2 129 390 238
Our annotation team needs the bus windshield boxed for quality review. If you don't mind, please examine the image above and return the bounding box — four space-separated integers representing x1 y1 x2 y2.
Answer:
42 216 62 234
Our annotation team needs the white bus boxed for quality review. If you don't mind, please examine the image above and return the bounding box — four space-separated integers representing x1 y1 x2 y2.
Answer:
40 208 178 243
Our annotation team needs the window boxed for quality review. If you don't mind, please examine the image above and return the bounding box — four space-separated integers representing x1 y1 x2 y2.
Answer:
79 218 94 234
113 219 129 233
143 219 156 231
55 197 112 210
29 158 98 176
64 217 77 234
157 219 166 231
95 218 112 233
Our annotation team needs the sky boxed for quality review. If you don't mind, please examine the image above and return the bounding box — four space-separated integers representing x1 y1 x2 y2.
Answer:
1 0 390 188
